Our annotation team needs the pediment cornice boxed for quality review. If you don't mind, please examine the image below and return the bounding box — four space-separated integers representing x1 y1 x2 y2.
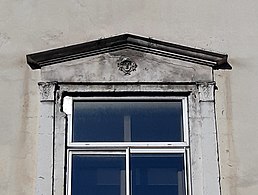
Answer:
27 34 231 70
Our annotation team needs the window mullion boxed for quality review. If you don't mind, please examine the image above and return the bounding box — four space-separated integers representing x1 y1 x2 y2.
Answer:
126 147 130 195
185 148 192 195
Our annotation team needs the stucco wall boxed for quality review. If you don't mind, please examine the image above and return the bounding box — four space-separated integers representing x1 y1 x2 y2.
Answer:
0 0 258 194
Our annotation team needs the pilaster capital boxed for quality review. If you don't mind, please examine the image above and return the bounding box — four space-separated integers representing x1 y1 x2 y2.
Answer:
38 82 57 102
197 82 215 101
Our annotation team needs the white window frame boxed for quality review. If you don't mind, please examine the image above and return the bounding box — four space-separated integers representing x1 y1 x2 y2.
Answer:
64 95 191 195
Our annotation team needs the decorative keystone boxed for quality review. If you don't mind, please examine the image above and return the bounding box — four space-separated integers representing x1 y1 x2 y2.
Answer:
117 57 137 75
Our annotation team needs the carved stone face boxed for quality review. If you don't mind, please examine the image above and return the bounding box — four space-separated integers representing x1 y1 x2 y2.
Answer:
117 57 137 75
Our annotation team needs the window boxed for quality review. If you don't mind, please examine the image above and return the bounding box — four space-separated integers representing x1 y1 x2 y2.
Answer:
27 34 231 195
64 96 190 195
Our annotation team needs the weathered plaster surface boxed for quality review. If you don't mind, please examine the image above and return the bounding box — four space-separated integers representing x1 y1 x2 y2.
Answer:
41 49 212 83
1 0 258 194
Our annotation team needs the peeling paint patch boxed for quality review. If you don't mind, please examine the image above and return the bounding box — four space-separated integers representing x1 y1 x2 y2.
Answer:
76 0 87 7
0 33 10 49
41 31 64 46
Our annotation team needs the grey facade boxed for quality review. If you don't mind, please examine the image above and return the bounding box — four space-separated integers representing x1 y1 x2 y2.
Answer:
0 1 258 195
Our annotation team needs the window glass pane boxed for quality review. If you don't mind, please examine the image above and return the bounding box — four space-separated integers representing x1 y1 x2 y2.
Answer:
131 102 183 141
73 102 124 142
71 154 125 195
73 100 183 142
131 154 186 195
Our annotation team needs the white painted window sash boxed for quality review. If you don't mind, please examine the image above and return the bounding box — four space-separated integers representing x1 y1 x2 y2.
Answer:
66 148 190 195
63 96 189 147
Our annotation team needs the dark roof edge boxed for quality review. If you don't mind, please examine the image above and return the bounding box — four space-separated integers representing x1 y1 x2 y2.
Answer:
26 34 232 70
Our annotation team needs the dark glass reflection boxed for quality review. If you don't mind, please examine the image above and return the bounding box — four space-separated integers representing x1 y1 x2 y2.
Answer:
72 154 125 195
131 154 186 195
73 101 183 142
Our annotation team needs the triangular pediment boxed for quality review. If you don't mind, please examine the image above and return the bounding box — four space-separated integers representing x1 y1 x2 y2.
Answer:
26 34 231 83
27 34 231 70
